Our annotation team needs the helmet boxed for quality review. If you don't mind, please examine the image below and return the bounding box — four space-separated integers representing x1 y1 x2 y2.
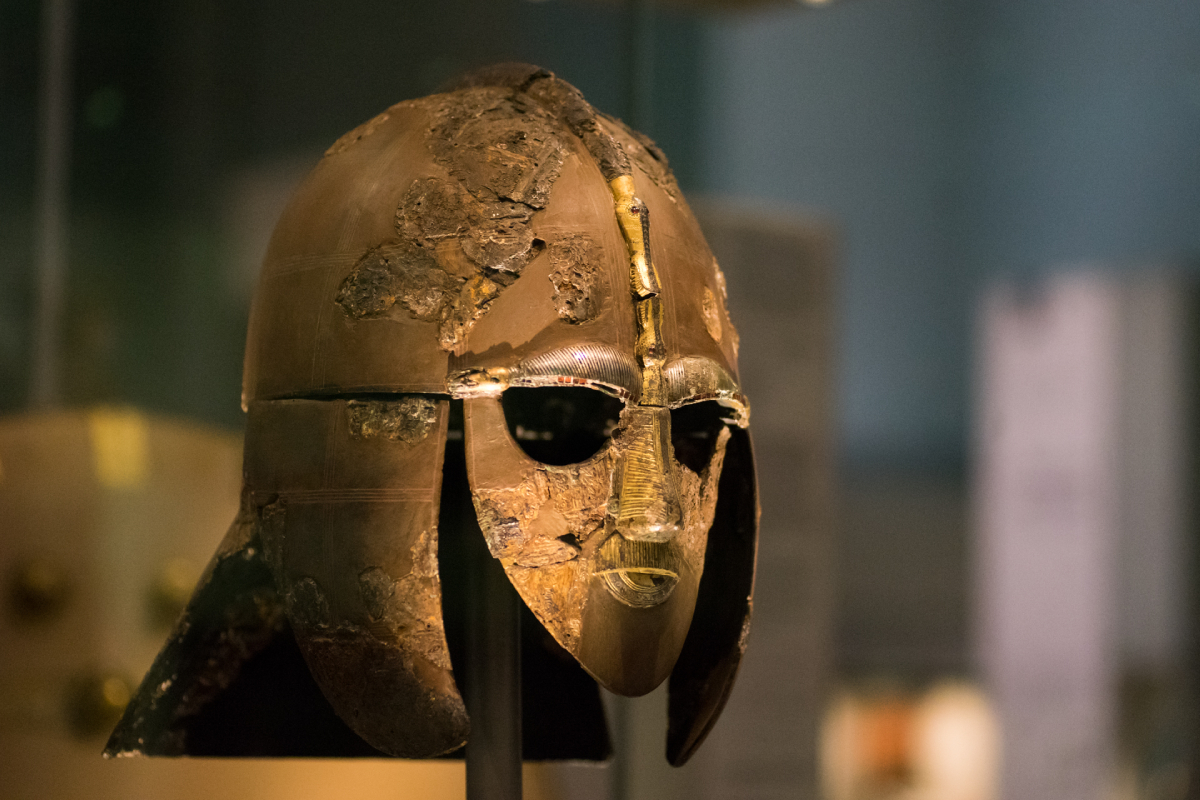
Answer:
109 64 758 766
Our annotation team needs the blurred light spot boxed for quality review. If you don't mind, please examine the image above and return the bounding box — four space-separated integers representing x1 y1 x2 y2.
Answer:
67 671 133 738
101 676 131 708
821 680 999 800
147 557 200 630
88 407 148 489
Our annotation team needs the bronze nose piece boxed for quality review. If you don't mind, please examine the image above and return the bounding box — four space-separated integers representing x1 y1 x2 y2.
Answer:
613 406 681 543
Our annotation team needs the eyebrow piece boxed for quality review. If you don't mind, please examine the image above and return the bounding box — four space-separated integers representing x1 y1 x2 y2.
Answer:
510 344 640 399
663 357 748 423
449 344 640 401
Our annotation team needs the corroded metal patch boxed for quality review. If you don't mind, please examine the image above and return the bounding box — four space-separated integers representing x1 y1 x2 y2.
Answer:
335 86 574 352
346 397 439 444
358 567 395 622
396 176 540 281
287 576 334 630
549 234 601 324
428 88 566 209
104 504 290 757
523 76 630 181
257 497 287 583
335 239 458 322
468 408 621 651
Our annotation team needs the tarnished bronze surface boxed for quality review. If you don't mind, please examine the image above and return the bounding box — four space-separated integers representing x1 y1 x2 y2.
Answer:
243 397 467 758
124 64 758 765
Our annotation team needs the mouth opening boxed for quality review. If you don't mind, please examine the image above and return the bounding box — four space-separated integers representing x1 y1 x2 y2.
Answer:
593 535 680 608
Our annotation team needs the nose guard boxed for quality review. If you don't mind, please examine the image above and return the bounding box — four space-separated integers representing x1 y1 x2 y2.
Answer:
612 406 682 544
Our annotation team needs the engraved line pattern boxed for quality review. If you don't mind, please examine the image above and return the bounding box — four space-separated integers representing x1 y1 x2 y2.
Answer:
515 345 640 397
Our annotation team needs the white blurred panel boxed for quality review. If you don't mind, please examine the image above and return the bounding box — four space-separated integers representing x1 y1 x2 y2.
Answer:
976 275 1121 800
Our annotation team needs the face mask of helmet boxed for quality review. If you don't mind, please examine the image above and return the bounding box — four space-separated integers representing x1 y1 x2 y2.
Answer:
107 64 758 767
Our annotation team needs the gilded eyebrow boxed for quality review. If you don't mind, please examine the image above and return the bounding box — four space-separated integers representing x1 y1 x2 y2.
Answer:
515 345 640 399
664 356 747 415
449 344 640 401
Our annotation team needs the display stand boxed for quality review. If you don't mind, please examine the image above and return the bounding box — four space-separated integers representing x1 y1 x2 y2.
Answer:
463 518 523 800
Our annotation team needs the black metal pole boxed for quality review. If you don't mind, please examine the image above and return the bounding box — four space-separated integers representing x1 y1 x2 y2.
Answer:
464 516 523 800
29 0 75 408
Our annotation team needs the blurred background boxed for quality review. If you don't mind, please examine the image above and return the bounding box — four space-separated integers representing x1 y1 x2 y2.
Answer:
1 0 1198 798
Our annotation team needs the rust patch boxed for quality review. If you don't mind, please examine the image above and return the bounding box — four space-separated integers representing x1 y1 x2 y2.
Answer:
346 397 439 444
397 177 471 241
544 460 611 543
549 234 601 323
170 585 285 722
437 275 504 350
474 468 551 559
351 531 453 672
340 86 573 352
358 567 396 622
397 177 539 282
462 215 538 280
525 77 630 182
428 88 566 208
335 240 457 321
419 87 565 344
287 576 333 631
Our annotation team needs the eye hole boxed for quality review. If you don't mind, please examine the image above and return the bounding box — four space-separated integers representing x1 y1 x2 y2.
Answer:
670 400 728 473
501 386 624 466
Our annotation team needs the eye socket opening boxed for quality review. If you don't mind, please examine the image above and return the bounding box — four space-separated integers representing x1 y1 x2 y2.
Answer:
670 400 728 473
501 386 624 466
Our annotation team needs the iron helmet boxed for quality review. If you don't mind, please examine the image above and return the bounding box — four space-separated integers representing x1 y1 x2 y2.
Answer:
110 64 758 766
